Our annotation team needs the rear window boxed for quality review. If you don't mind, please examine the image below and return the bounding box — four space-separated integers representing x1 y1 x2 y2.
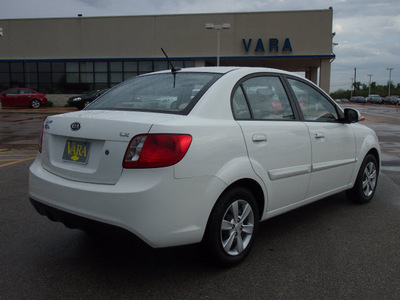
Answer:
87 72 221 114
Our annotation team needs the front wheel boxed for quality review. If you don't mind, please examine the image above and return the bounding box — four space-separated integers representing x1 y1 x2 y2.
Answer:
348 154 378 204
203 187 259 267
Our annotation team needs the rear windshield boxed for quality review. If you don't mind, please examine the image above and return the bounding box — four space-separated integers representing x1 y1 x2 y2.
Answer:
86 72 221 114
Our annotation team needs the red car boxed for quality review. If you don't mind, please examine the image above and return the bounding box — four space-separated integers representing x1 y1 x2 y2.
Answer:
0 88 47 109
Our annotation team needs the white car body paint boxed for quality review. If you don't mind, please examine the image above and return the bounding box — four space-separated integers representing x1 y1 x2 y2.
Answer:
29 67 381 248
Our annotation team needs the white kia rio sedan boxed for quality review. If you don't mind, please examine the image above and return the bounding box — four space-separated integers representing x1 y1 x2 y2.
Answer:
29 67 380 266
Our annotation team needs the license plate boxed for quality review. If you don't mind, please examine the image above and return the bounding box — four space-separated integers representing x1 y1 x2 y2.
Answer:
62 140 90 164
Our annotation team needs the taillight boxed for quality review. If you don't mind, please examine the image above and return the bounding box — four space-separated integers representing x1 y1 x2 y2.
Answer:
38 128 44 153
123 134 192 168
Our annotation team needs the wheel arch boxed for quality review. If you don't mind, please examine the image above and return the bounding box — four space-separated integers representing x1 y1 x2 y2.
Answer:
208 178 266 225
227 179 265 219
366 147 380 173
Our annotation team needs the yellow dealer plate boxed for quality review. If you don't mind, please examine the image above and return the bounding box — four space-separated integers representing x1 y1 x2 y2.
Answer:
62 140 90 164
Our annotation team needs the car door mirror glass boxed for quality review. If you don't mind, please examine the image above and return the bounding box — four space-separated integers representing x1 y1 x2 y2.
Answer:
344 108 361 123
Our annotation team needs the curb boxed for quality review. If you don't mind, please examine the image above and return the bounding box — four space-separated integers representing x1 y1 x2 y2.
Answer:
0 107 77 114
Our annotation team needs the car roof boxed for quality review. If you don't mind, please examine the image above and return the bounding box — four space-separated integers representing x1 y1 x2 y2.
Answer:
148 66 295 76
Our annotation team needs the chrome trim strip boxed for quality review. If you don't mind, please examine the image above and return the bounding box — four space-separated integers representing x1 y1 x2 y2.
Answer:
268 158 356 181
268 165 312 181
312 158 356 172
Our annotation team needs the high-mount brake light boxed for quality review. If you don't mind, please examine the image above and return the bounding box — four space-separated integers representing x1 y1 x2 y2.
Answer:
123 134 192 168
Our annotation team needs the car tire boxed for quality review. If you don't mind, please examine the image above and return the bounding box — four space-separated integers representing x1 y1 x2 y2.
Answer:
347 154 378 204
203 187 259 267
31 99 41 109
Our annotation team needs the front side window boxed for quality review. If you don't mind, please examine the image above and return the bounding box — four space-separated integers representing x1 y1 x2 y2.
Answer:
87 72 221 114
288 78 338 122
232 75 294 120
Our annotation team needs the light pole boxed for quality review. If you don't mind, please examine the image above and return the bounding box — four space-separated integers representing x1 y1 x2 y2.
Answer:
205 23 230 67
387 68 394 97
367 74 373 96
351 78 354 97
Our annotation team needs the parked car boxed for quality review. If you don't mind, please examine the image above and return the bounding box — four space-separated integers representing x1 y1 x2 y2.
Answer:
341 98 350 103
383 95 400 105
67 89 109 110
0 88 47 108
366 95 382 104
350 96 367 103
29 67 380 266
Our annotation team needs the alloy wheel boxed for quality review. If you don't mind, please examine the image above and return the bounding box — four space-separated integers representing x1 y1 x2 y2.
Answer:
220 199 255 256
362 161 377 197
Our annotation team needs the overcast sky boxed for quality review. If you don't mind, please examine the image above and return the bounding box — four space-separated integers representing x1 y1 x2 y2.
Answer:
0 0 399 93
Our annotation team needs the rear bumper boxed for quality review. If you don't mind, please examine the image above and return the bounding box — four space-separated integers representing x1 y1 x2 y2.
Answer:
29 157 226 248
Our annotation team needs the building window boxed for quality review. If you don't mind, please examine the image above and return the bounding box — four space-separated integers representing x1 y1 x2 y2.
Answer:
154 61 168 71
110 62 122 72
80 62 93 72
124 61 137 72
66 62 79 72
139 61 152 74
0 63 10 89
10 62 24 72
95 62 108 72
38 62 51 73
52 62 65 73
0 59 198 93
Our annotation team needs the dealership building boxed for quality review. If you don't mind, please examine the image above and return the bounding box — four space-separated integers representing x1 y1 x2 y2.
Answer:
0 9 335 97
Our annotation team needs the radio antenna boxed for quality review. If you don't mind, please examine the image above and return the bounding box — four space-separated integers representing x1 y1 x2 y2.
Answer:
161 48 181 73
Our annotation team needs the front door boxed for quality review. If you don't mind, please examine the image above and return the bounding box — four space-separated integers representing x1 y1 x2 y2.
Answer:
287 78 356 199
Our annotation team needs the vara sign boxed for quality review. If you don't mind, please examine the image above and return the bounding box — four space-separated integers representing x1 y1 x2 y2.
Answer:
242 38 293 53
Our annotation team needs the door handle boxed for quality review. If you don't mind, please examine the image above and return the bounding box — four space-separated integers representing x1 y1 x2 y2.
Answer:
314 132 325 139
252 134 267 142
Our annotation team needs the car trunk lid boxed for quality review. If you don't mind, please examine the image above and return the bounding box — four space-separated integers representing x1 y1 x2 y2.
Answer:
40 110 178 184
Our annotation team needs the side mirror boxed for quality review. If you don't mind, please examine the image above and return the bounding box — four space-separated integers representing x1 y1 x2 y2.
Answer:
344 108 363 123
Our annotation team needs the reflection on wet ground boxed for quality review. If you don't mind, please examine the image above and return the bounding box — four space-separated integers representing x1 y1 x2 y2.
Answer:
353 105 400 169
0 114 46 148
0 104 399 170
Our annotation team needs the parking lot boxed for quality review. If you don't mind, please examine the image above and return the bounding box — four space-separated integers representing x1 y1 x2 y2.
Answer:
1 104 400 299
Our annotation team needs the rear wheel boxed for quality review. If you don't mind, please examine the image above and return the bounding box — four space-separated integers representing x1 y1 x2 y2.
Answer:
348 154 378 204
31 99 41 109
203 187 259 267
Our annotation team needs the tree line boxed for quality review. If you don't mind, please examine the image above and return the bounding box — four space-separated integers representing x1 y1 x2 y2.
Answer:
330 82 400 99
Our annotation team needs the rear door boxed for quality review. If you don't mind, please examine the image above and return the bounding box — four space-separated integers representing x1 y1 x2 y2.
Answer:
233 74 312 212
19 89 36 106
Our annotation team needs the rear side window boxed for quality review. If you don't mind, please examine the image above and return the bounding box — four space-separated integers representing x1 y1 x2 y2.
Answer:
232 76 295 120
232 86 251 119
20 89 35 94
87 72 221 114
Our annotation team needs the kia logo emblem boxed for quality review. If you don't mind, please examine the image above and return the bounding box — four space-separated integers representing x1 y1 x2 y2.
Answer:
70 122 81 131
